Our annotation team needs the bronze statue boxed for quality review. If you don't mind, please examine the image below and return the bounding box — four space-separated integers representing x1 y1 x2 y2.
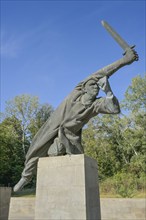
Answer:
14 21 138 192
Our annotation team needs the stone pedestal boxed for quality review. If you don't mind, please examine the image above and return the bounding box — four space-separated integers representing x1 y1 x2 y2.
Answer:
0 187 11 220
35 154 101 220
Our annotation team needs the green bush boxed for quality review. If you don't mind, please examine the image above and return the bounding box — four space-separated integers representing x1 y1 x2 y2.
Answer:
99 177 116 195
137 172 146 192
113 172 137 198
100 172 139 198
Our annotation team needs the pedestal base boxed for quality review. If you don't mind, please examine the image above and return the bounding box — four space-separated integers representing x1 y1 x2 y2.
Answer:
35 154 101 220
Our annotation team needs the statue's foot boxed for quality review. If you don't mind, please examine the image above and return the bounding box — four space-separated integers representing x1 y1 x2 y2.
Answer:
13 178 29 192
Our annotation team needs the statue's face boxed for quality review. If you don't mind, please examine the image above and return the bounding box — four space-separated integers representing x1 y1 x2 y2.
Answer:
84 79 99 98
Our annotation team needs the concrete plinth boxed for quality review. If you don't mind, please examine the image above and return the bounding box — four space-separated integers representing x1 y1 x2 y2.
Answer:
0 187 11 220
35 154 101 220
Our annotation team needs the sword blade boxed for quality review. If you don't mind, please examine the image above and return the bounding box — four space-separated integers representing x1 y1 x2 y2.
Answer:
101 20 130 51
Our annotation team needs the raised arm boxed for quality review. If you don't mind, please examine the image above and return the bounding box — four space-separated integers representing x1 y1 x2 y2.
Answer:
85 48 139 82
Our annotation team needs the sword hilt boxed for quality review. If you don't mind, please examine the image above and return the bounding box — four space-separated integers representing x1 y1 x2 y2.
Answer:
123 45 139 62
123 45 135 55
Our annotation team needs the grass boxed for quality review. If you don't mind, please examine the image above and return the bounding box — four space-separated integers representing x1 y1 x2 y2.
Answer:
100 190 146 198
12 188 145 198
12 188 36 197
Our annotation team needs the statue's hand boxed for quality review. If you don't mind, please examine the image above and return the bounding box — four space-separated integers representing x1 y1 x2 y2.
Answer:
98 77 113 96
98 77 108 91
123 47 139 65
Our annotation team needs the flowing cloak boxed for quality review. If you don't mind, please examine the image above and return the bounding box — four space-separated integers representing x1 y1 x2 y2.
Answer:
25 71 120 164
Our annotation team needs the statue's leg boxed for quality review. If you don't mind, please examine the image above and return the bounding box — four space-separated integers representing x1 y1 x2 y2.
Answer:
14 141 52 192
13 157 39 192
22 157 39 179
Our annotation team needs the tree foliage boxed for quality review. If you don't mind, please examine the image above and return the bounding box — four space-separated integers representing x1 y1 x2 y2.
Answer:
0 95 53 186
83 75 146 196
0 117 24 186
3 94 53 154
122 75 146 112
28 103 53 139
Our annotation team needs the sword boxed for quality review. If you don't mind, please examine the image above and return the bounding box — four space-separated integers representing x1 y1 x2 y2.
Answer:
101 20 135 54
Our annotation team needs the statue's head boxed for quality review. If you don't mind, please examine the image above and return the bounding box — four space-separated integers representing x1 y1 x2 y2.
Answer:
83 79 99 98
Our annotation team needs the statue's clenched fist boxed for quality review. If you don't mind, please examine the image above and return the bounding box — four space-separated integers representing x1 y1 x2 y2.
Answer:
124 47 139 65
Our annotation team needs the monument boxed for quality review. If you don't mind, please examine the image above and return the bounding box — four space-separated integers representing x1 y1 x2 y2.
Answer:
13 21 138 220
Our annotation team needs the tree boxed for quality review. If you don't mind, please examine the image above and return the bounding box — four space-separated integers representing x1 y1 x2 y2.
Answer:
4 95 39 155
122 75 146 112
28 103 54 139
83 115 123 180
83 75 146 196
121 75 146 177
3 94 53 155
0 117 24 186
0 95 54 186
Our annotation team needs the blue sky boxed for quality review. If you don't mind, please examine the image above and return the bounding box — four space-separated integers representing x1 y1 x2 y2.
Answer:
1 0 145 112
